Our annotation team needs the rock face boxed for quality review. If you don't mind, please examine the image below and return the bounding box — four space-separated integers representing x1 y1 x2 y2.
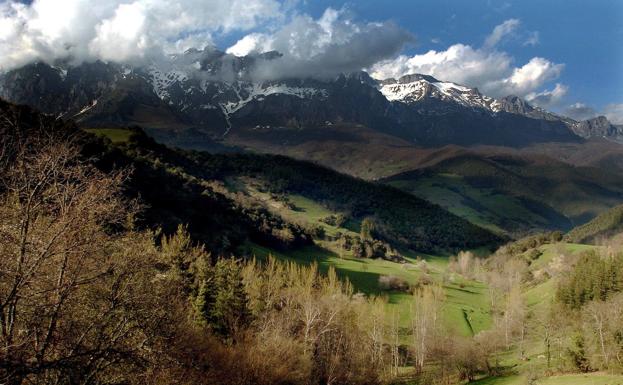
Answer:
0 48 618 147
571 116 623 141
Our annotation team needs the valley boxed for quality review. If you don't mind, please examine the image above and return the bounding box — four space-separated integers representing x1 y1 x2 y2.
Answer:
1 7 622 382
82 124 623 385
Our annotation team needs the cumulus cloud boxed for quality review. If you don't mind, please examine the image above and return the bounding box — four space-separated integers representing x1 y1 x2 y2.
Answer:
525 83 568 108
228 8 413 80
604 103 623 124
0 0 283 70
483 18 520 49
226 33 273 57
370 20 566 101
493 57 565 97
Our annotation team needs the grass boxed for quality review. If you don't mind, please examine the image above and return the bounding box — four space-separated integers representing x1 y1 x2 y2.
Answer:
474 373 623 385
246 242 492 337
387 175 546 236
537 374 623 385
233 185 495 337
471 375 526 385
83 128 134 144
523 242 600 310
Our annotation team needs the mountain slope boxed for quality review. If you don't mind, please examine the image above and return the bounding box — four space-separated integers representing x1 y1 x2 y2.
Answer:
382 152 623 237
565 204 623 244
0 98 502 254
1 52 615 148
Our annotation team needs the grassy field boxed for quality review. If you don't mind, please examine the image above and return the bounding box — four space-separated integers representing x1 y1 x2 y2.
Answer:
537 374 623 385
475 373 623 385
233 183 495 337
247 242 491 337
387 174 550 236
522 242 599 310
231 176 620 383
83 128 135 144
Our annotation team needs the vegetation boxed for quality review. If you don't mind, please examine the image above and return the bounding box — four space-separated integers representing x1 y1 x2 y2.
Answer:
383 154 623 238
565 204 623 244
191 151 503 253
2 99 623 384
0 112 399 384
83 127 136 143
557 251 623 308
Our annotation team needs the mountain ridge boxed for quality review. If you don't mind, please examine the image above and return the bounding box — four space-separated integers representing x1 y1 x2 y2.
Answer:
2 49 620 148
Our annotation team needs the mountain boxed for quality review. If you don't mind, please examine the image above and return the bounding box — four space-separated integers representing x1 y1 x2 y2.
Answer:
377 73 502 111
571 115 623 141
0 97 501 254
3 51 623 239
1 49 619 149
382 151 623 237
565 203 623 244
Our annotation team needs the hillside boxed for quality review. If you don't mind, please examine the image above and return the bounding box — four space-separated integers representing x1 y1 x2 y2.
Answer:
104 129 502 253
382 153 623 237
565 203 623 244
0 99 501 256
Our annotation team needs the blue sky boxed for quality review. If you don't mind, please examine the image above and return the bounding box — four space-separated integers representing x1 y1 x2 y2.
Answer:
3 0 622 120
292 0 623 114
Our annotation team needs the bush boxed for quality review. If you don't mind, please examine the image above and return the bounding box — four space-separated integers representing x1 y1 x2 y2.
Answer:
378 275 411 292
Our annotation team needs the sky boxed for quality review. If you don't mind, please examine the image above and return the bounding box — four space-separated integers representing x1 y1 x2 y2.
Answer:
1 0 622 122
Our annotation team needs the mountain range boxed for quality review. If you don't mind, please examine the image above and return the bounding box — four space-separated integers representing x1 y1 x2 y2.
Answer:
2 47 623 238
1 47 621 148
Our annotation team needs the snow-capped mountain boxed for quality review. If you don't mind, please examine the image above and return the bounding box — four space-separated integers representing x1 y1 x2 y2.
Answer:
0 47 619 146
378 74 502 113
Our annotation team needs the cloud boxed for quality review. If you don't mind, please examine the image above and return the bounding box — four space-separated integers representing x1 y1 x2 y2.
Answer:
523 31 540 46
562 102 623 124
0 0 284 70
563 103 598 121
525 83 567 108
494 57 565 97
604 103 623 124
370 20 566 101
228 8 413 80
226 33 272 56
483 18 520 49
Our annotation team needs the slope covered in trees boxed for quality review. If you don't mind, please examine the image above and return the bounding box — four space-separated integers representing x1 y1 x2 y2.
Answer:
71 113 502 254
565 204 623 244
0 96 501 254
0 124 397 384
0 98 514 385
383 154 623 237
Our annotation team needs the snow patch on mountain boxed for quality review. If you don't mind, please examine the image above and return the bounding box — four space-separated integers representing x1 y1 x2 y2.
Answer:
147 66 189 100
379 74 503 113
221 83 328 115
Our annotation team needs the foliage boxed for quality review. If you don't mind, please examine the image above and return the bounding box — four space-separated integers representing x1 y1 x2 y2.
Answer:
557 251 623 308
565 204 623 244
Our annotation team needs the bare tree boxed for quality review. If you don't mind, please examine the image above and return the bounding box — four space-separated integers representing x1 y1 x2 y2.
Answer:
0 132 170 384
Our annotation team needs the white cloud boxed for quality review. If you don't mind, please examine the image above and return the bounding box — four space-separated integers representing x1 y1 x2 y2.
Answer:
371 44 513 90
604 103 623 124
483 18 519 49
371 21 566 101
0 0 283 70
525 83 568 108
563 102 598 121
226 33 273 56
229 8 413 80
495 57 565 97
562 102 623 124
